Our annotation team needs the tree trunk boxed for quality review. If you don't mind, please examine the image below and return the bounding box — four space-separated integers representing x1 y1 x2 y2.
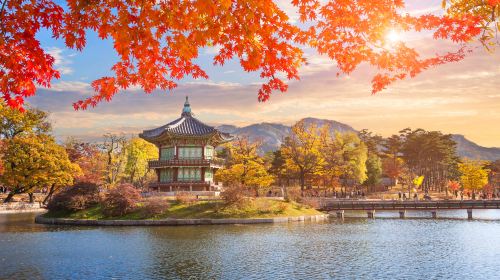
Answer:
28 193 34 203
42 184 56 205
3 191 16 203
299 172 305 194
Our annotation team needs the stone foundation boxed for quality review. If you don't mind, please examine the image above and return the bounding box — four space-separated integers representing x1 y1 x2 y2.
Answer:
35 214 330 226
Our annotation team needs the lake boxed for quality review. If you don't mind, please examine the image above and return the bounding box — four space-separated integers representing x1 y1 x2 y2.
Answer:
1 211 500 279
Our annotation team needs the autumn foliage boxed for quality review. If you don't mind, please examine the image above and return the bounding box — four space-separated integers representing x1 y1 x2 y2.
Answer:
102 183 142 217
1 0 497 110
47 182 101 212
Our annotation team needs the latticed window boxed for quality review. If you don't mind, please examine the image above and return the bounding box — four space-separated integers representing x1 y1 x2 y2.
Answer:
160 147 175 160
160 169 173 182
178 167 201 181
179 147 202 159
204 146 214 159
204 169 213 181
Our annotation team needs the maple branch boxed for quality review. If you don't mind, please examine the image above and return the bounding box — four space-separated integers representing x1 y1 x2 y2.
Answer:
0 0 7 22
0 0 7 36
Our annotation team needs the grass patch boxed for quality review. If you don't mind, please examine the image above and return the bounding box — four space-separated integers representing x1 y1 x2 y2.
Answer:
42 198 324 220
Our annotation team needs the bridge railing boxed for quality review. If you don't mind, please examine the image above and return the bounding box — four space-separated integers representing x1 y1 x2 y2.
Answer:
317 199 500 210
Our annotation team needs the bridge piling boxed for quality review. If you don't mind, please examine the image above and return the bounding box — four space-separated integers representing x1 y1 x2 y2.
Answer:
431 210 438 219
336 210 345 219
367 210 375 219
467 209 473 220
399 210 406 219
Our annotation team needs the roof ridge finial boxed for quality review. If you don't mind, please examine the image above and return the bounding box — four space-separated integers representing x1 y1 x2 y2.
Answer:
182 96 192 116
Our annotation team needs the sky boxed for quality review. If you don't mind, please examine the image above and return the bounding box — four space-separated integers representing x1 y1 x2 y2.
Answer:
26 1 500 147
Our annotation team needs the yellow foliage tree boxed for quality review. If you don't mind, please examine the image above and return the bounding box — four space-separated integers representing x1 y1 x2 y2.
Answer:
321 130 368 187
281 121 325 191
0 135 80 203
124 138 158 188
215 137 274 196
459 160 490 193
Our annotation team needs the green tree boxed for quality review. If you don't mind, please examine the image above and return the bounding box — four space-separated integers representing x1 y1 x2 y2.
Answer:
459 160 490 193
0 135 80 203
268 150 289 187
364 153 382 187
382 134 403 186
399 129 460 192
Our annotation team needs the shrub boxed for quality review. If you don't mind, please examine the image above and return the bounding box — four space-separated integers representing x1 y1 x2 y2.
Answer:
221 184 246 207
141 197 170 218
47 182 101 212
175 192 197 204
275 202 289 214
102 184 141 217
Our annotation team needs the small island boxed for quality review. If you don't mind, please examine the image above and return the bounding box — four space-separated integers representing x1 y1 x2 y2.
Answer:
37 183 327 226
38 195 326 226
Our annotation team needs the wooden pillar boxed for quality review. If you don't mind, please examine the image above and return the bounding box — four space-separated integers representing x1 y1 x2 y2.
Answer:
399 210 406 219
431 210 437 219
467 209 473 220
175 145 179 159
367 210 375 219
336 210 345 219
202 145 205 159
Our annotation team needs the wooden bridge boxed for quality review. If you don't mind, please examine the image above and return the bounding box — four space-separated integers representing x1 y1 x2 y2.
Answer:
316 199 500 219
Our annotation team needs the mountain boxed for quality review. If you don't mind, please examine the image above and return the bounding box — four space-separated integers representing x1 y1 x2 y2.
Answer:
218 122 291 153
217 118 356 154
218 118 500 161
300 117 357 134
452 134 500 161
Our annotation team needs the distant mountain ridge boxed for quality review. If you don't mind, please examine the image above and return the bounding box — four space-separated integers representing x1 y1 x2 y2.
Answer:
451 134 500 161
217 118 500 161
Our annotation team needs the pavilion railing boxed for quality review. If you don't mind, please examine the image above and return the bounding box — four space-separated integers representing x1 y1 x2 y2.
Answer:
148 157 225 168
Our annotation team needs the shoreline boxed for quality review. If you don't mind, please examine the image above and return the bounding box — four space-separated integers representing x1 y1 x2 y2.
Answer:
0 202 46 214
35 214 330 226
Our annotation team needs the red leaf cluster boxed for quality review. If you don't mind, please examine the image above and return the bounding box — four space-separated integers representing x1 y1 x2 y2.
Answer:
0 1 488 110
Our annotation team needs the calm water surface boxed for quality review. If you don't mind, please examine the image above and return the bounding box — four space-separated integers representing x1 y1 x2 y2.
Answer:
1 211 500 279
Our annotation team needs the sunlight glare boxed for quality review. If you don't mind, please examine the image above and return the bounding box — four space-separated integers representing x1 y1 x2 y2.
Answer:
386 29 401 43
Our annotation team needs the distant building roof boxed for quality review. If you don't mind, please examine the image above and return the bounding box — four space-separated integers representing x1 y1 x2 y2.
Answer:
140 97 233 143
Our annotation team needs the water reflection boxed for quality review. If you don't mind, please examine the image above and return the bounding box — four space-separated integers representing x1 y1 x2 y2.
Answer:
1 212 500 279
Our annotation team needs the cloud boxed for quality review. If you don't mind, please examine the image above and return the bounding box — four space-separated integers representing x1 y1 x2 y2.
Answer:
44 81 91 93
46 47 74 75
29 36 500 147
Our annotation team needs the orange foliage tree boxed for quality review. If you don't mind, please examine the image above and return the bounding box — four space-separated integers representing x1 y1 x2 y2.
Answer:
0 0 496 110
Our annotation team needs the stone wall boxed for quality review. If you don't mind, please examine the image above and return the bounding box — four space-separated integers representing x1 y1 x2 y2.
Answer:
35 214 330 226
0 202 45 214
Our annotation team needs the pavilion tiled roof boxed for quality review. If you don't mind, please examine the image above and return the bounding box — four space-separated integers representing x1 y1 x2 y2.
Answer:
140 97 233 140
